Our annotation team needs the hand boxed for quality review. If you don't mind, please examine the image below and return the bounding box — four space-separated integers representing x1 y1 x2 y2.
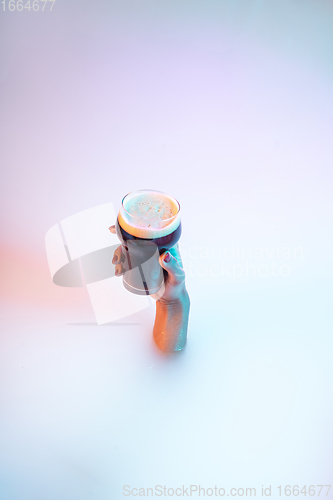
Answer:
153 244 187 304
109 225 186 303
109 224 189 351
109 225 126 277
154 245 189 351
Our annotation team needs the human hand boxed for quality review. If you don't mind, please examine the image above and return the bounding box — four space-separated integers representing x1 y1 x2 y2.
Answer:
109 225 126 277
108 225 187 304
109 224 189 351
153 243 187 304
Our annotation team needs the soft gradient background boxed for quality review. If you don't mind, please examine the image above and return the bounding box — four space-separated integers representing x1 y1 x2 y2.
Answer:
1 1 333 499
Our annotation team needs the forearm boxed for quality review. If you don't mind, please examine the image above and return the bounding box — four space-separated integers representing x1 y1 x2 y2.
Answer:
153 289 190 352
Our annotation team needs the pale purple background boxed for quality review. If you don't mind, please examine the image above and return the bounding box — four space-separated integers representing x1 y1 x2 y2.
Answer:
1 1 333 498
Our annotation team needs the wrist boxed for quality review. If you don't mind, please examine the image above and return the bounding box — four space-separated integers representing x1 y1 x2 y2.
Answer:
157 288 190 309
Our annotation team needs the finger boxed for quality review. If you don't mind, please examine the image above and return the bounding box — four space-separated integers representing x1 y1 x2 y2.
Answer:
115 264 126 276
159 251 185 284
112 246 124 264
168 243 183 269
109 225 116 234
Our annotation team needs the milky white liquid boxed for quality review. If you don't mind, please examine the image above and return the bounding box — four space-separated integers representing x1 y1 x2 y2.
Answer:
118 190 181 239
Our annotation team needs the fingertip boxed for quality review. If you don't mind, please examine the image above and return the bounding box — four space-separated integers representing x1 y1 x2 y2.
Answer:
159 251 170 267
115 265 125 276
164 251 171 263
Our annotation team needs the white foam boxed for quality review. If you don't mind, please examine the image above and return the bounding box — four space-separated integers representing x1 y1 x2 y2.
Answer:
118 190 181 238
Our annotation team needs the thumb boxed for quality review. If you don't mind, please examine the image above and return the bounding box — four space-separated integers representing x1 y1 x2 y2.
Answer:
159 251 184 283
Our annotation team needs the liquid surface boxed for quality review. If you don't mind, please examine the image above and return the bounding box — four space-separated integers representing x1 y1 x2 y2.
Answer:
118 190 181 238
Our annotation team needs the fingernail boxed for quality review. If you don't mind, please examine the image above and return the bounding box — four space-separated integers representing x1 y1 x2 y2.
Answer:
164 252 171 263
115 270 119 276
112 255 118 264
